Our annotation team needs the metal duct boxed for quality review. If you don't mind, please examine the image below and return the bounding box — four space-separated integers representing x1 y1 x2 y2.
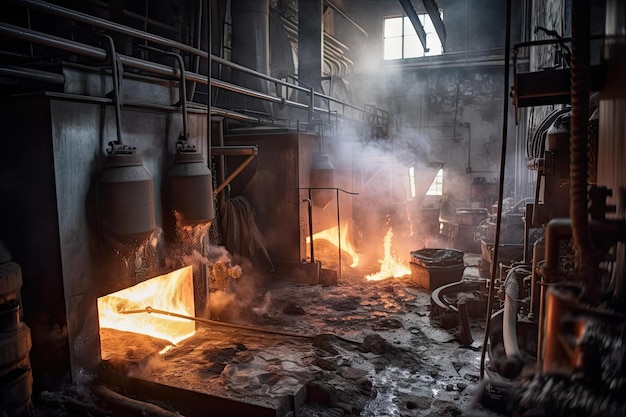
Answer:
230 0 272 115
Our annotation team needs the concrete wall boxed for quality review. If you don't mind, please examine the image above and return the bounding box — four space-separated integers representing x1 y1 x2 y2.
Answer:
337 0 519 212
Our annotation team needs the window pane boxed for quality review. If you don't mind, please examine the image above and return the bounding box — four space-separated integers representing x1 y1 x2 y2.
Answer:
426 169 443 195
403 35 422 58
384 38 403 60
403 16 416 36
384 17 403 38
423 14 435 32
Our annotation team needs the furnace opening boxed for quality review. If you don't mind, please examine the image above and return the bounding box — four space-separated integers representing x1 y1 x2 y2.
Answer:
97 265 196 359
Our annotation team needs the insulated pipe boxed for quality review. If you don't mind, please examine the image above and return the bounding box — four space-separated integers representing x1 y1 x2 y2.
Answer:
10 0 209 59
503 269 521 358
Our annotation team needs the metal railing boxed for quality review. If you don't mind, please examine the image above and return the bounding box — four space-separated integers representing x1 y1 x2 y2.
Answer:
4 0 389 133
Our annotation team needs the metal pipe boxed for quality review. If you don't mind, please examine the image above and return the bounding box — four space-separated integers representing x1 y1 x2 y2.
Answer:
139 45 188 139
337 188 342 279
211 78 284 105
210 146 258 156
306 194 314 263
0 22 379 126
0 65 65 84
503 270 521 357
10 0 209 59
543 218 572 277
323 0 368 37
210 107 266 124
101 34 123 145
537 218 572 371
211 54 308 94
570 0 595 294
213 152 258 196
480 0 512 381
188 0 203 101
0 23 207 83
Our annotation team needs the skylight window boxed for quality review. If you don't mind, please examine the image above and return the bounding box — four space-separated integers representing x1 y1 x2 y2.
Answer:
383 12 443 60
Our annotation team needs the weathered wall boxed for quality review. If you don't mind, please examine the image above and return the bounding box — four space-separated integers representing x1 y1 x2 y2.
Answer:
339 0 519 212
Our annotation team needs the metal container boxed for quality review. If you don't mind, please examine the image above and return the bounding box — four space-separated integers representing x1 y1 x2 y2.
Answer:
98 145 156 253
456 208 489 226
310 152 335 208
167 145 214 226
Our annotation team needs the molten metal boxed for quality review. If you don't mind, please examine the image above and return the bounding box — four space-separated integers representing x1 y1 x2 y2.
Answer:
307 224 360 267
97 266 196 345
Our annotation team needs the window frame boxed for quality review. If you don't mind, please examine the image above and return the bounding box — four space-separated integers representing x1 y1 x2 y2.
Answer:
382 12 443 61
426 168 444 196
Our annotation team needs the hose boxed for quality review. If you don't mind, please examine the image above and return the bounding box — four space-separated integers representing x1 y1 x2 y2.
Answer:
118 306 361 345
503 268 521 358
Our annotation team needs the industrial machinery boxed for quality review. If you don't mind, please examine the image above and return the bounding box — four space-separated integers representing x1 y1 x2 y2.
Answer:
472 2 626 416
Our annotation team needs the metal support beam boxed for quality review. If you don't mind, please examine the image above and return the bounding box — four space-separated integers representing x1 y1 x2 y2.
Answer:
398 0 428 52
422 0 446 51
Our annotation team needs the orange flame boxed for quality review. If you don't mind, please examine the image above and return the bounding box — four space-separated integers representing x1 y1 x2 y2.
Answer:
366 228 411 281
307 224 360 267
97 266 196 345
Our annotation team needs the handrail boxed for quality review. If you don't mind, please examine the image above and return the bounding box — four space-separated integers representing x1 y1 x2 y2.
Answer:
3 0 389 131
10 0 209 59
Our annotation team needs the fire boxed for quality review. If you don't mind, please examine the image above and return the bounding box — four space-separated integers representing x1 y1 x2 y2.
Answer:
366 228 411 281
307 224 360 267
97 266 196 345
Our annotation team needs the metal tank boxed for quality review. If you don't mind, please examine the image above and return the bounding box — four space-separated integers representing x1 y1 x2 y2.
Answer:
98 142 157 254
166 140 215 227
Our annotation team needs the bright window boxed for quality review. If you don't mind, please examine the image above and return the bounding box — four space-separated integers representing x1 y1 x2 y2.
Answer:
426 168 443 196
383 12 443 60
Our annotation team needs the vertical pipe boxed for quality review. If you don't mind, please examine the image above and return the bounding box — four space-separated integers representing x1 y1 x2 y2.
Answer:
308 189 315 263
570 0 595 293
102 35 123 145
337 188 342 281
480 0 512 380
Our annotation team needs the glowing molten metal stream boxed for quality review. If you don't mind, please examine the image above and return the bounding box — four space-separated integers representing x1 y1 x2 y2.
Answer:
366 228 411 281
97 266 196 344
307 224 360 267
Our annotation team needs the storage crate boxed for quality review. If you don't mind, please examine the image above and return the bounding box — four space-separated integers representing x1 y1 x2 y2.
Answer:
409 262 465 290
409 248 465 290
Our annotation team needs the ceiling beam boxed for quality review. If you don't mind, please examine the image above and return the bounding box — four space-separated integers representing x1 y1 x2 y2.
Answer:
398 0 428 52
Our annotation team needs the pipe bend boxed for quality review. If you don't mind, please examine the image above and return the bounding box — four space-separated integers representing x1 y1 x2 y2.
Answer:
503 272 521 358
543 218 572 274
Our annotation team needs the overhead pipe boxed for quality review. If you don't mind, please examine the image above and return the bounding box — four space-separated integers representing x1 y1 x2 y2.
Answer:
0 23 380 127
10 0 209 59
